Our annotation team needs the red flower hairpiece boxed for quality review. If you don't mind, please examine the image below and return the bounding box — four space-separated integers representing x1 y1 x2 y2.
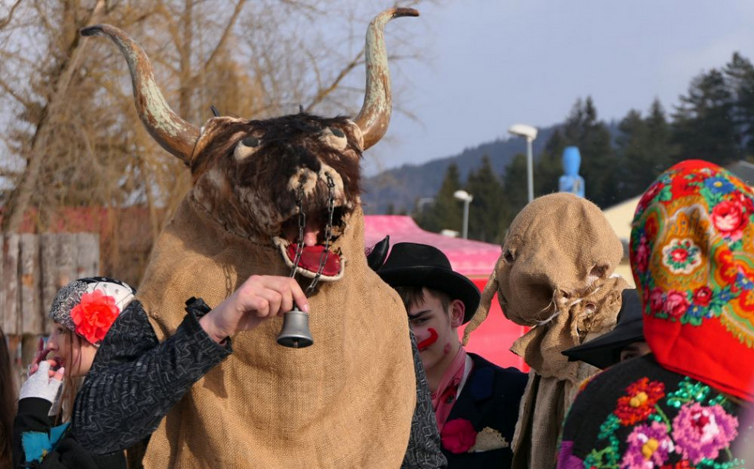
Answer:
70 290 120 344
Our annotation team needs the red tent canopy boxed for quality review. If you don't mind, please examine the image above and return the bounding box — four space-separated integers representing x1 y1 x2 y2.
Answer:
364 216 527 371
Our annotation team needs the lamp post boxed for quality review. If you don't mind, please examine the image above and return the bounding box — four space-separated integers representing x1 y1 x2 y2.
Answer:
454 190 473 239
508 124 538 203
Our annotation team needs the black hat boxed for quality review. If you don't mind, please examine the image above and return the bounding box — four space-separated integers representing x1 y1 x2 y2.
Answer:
562 289 644 369
377 242 481 324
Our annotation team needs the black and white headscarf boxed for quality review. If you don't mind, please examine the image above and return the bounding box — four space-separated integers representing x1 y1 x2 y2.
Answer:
48 277 135 335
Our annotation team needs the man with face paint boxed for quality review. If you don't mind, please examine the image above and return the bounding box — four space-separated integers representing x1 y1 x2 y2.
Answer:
378 242 527 469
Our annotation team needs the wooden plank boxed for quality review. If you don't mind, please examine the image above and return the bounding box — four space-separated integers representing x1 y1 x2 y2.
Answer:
76 233 100 278
40 233 58 333
3 234 19 335
56 233 78 287
0 235 3 334
19 234 43 335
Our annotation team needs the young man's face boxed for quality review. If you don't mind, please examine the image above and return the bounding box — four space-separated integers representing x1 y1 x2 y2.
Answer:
619 341 651 362
407 288 464 374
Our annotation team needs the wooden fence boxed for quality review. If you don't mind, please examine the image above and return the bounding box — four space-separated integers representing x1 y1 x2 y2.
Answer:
3 233 99 336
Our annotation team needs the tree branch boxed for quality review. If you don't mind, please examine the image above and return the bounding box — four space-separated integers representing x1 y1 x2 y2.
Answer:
304 48 364 113
189 0 246 86
0 0 23 30
2 0 107 233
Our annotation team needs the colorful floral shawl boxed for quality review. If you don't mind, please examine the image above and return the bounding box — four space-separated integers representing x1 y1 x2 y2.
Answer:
630 160 754 401
557 355 751 469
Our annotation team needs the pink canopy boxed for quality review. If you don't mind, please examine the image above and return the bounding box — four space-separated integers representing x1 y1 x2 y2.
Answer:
364 216 502 278
364 215 527 371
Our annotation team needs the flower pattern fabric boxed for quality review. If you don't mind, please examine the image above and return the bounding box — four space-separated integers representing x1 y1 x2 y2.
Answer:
615 378 665 426
672 402 739 464
622 421 674 469
629 160 754 401
565 370 745 469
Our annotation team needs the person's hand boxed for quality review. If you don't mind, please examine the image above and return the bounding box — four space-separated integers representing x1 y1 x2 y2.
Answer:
199 275 309 343
27 337 54 376
19 361 65 404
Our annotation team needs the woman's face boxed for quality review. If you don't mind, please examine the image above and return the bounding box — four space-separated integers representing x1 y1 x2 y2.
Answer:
47 323 97 377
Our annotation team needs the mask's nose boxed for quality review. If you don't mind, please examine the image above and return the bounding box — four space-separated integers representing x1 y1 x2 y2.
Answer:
290 146 321 173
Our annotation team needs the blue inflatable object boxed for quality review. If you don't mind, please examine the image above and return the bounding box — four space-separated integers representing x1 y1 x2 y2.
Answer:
559 146 585 197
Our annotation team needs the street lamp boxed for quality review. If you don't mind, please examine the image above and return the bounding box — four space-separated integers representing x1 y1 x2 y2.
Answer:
454 190 473 239
508 124 538 203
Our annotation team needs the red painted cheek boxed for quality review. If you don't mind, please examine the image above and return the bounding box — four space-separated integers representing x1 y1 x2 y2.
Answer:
417 328 439 351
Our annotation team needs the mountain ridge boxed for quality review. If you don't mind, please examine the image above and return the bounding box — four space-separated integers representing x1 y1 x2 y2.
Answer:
362 124 560 214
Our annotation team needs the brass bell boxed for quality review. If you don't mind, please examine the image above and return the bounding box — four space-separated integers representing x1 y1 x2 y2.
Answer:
276 307 313 348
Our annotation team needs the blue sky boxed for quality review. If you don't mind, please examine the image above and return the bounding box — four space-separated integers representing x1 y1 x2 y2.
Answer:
364 0 754 175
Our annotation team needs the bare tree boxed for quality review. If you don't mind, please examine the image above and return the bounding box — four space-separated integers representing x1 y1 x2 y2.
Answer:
0 0 433 284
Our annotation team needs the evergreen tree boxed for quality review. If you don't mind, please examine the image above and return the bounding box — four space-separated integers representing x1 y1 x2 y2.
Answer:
644 99 676 184
615 109 647 195
724 52 754 157
534 128 567 197
465 156 506 242
672 68 738 166
500 153 528 236
560 97 618 207
614 102 675 199
615 105 674 197
413 163 463 234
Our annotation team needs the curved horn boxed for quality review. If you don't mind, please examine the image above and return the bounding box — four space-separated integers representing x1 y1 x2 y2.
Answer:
354 8 419 151
81 25 199 163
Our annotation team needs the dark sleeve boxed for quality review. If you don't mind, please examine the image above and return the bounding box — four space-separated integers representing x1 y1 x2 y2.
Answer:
13 398 53 468
556 371 608 468
13 398 123 469
71 299 231 455
401 331 448 469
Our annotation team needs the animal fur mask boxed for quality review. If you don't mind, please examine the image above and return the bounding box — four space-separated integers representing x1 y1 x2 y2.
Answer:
191 113 365 279
81 8 419 280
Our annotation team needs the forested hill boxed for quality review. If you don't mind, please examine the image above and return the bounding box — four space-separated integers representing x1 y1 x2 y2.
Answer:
363 123 614 214
362 126 558 214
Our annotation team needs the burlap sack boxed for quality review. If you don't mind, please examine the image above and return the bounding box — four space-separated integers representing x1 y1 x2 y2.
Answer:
463 193 627 469
137 197 416 468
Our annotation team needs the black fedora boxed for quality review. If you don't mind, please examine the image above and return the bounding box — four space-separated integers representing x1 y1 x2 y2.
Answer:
377 242 480 324
562 289 644 369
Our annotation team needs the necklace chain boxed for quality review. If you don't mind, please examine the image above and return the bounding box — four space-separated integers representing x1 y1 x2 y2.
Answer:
289 174 336 296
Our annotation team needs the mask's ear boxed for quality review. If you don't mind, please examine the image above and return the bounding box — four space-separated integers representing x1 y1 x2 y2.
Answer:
367 236 390 271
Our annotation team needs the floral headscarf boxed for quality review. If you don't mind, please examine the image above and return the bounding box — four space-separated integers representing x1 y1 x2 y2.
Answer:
630 160 754 402
48 277 135 345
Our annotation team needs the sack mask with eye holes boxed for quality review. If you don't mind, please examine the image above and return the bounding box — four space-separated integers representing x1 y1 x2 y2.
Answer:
81 8 419 282
464 193 625 342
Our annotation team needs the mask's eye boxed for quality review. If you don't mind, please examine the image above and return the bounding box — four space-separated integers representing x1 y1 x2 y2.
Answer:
234 136 260 160
320 127 348 151
503 248 516 264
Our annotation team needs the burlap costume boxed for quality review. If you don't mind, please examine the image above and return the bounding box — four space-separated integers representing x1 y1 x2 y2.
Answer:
136 197 416 468
463 193 628 469
77 11 423 467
